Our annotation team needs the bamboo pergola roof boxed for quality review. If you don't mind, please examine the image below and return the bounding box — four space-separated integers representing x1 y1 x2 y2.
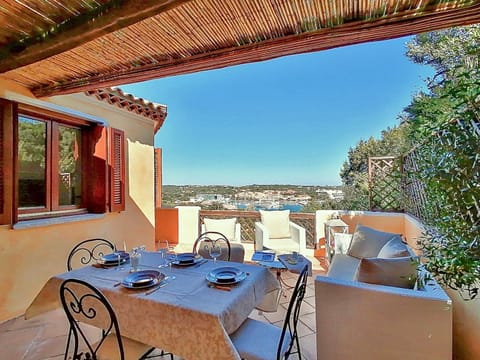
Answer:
0 0 479 97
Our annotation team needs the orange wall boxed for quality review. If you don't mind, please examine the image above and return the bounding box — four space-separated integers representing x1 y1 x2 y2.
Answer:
155 208 178 246
340 211 405 236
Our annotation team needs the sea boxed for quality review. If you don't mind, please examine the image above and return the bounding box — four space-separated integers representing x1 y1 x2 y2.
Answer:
235 203 303 212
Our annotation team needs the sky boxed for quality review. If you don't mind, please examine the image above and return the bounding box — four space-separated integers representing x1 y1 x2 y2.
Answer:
122 36 433 187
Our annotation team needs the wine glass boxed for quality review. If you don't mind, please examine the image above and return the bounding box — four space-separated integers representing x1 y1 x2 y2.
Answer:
167 247 177 279
209 240 222 265
157 240 169 268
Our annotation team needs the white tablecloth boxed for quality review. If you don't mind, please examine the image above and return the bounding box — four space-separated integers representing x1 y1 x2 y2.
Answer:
25 252 280 360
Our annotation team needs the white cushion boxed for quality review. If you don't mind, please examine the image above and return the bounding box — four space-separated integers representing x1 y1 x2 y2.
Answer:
260 210 291 239
355 256 418 289
203 217 236 240
326 254 361 281
347 225 398 259
334 233 353 254
230 318 291 360
377 235 411 258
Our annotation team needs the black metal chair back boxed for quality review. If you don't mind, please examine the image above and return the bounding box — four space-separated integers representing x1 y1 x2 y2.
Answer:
193 231 232 261
277 264 309 360
67 238 116 271
60 278 125 360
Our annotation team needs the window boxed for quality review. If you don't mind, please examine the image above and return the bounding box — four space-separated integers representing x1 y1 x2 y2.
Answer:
0 100 126 225
18 115 82 215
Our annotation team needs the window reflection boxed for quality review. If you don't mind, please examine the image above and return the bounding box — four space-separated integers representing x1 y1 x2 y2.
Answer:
58 126 82 206
18 116 46 208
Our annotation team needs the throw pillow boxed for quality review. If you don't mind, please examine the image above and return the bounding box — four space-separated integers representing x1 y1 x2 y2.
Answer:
355 256 419 289
203 218 237 241
260 210 291 239
377 235 411 258
346 225 398 259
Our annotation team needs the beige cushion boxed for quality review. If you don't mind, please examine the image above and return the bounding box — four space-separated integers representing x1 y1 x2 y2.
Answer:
203 217 236 240
326 254 361 281
260 210 291 239
377 235 411 258
355 257 418 289
347 225 398 259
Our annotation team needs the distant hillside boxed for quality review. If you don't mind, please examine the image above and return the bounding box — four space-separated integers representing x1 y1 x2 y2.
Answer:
161 184 343 212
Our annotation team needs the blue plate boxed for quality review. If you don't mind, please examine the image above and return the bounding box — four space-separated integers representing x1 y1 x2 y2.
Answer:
98 251 130 266
206 266 247 285
121 270 164 289
172 253 199 266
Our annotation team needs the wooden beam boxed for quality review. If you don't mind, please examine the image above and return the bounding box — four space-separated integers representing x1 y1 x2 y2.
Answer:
33 2 480 97
0 0 192 74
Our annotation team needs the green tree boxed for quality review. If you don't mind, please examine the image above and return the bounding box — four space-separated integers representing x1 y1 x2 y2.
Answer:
402 25 480 299
339 126 409 210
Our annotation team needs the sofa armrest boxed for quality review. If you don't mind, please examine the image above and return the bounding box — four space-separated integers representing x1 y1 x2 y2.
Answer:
315 275 452 360
254 221 268 251
289 221 306 253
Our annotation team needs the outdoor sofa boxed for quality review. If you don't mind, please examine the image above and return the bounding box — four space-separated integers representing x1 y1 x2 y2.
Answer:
315 225 452 360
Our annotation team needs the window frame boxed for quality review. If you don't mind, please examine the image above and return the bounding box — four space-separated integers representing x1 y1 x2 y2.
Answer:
0 100 126 226
17 105 90 218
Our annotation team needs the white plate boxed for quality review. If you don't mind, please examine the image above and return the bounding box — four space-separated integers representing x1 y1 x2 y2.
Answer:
121 270 164 289
206 266 247 285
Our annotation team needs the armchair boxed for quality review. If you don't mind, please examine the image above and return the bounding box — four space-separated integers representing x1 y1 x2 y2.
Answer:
201 217 245 263
255 210 307 254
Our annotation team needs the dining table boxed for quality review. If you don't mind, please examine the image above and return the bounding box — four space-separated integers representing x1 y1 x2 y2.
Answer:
25 251 281 360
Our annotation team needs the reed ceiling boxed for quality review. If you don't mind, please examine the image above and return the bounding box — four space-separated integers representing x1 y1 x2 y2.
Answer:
0 0 479 97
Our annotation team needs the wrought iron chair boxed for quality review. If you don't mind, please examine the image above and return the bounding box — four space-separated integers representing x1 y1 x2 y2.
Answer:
60 278 173 360
192 231 232 261
67 238 116 271
230 264 309 360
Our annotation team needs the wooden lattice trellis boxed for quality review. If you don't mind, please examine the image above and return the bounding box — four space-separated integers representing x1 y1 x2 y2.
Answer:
368 156 403 212
402 148 429 220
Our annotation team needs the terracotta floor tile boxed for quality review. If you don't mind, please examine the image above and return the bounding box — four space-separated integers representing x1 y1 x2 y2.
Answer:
23 335 69 360
299 311 317 332
299 333 317 360
0 326 38 359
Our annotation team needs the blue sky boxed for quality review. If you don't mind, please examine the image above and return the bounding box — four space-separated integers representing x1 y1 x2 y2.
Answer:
122 36 433 186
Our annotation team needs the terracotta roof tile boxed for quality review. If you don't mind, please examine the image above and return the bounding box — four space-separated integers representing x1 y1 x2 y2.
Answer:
85 87 167 133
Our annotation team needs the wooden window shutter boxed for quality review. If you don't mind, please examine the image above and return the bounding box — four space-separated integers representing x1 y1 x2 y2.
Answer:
0 99 15 225
109 128 125 212
85 125 108 213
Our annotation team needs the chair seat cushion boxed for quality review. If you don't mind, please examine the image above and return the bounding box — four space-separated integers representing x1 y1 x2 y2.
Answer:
265 237 299 253
230 318 291 360
96 333 152 360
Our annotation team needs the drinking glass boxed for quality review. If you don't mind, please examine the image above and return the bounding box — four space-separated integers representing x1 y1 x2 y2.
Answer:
167 248 177 279
130 248 141 272
209 240 222 264
157 240 169 268
115 252 125 271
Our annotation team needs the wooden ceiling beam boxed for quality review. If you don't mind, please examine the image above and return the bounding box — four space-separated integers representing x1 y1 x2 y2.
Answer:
33 2 480 97
0 0 192 74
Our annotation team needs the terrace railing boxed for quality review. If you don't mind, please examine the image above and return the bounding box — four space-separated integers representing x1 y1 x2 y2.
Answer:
199 210 316 249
